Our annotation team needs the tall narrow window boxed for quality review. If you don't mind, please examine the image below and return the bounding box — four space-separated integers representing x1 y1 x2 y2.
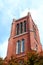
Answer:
21 39 25 52
16 41 18 54
24 21 26 32
16 24 19 35
20 22 23 33
16 40 21 54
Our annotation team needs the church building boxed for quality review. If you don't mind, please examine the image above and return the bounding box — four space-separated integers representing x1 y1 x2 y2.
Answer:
7 12 42 60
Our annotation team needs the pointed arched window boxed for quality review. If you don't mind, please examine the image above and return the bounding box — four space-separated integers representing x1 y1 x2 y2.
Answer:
21 39 25 52
16 40 21 54
20 22 23 33
16 24 19 35
24 21 26 32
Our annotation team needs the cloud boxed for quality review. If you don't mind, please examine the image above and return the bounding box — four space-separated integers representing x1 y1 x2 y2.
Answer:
0 39 8 58
0 0 4 10
0 0 20 24
20 8 37 22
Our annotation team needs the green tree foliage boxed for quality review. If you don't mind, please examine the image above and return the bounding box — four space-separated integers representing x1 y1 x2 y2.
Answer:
26 52 43 65
26 52 39 65
0 57 3 65
0 52 43 65
8 56 19 65
37 55 43 65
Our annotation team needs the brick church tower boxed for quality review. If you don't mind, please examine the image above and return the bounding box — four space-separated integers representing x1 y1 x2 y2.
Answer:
7 12 42 60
